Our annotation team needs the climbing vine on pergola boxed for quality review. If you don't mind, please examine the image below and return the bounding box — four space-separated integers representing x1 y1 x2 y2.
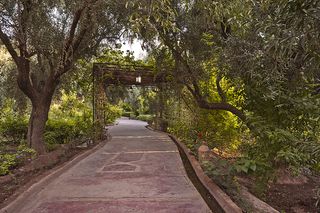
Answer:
92 63 167 138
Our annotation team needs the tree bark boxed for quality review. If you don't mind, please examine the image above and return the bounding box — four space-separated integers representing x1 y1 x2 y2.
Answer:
185 83 247 122
0 1 102 154
197 99 246 122
27 97 52 154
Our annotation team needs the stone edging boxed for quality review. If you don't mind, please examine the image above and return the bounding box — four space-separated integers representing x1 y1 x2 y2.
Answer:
168 134 243 213
147 125 280 213
146 125 242 213
173 134 280 213
0 141 106 213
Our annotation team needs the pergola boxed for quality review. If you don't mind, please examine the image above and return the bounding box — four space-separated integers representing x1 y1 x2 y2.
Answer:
92 63 166 139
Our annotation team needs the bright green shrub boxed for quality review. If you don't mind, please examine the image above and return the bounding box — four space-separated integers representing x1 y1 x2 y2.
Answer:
104 103 122 124
168 107 243 154
0 144 35 176
136 114 153 122
0 154 16 175
45 119 76 143
45 118 92 145
242 103 320 174
0 117 28 143
45 91 94 149
0 99 28 143
121 102 132 112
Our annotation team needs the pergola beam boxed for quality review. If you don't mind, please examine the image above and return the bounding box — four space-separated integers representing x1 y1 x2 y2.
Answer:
92 62 166 139
93 63 165 85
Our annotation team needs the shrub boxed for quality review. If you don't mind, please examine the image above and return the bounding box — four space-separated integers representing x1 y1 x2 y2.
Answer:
44 91 94 149
136 114 153 122
0 117 28 143
0 154 16 175
122 111 132 117
46 119 77 143
45 111 93 150
104 104 122 124
0 144 35 176
0 99 28 143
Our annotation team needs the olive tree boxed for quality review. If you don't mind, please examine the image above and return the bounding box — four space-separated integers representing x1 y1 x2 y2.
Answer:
0 0 126 153
127 0 250 121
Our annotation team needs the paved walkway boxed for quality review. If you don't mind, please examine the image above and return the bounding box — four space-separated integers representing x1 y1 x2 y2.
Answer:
4 118 211 213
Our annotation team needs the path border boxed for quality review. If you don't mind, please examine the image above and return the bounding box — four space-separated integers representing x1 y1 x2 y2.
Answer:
0 141 106 213
146 125 242 213
169 135 242 213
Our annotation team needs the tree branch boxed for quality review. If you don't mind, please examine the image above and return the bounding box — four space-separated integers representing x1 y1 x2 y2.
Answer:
220 17 231 40
149 12 245 122
197 99 246 121
18 0 33 58
181 92 196 114
216 74 227 102
57 25 89 78
186 80 246 121
0 27 19 64
0 3 37 100
63 6 86 59
57 1 99 78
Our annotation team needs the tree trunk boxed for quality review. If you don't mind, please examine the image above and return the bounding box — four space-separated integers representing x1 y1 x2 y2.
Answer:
27 99 51 154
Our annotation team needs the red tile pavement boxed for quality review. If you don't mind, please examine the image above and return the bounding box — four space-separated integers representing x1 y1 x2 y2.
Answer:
1 118 212 213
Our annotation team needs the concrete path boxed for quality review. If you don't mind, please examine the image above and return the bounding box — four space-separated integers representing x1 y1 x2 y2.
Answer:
3 118 211 213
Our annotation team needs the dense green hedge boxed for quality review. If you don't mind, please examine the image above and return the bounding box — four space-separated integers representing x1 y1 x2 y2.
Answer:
122 111 132 117
136 114 153 122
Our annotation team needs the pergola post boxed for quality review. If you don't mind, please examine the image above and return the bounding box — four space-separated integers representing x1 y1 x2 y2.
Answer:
93 65 108 140
92 63 166 140
154 83 168 131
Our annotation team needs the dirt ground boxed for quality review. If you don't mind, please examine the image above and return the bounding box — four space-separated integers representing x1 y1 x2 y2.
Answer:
264 174 319 213
205 151 320 213
237 169 319 213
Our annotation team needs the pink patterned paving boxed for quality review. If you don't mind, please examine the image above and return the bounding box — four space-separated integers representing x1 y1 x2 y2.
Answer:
114 153 143 162
33 200 203 213
102 164 136 171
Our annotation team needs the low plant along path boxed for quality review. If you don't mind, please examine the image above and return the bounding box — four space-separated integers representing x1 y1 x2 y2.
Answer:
3 118 211 213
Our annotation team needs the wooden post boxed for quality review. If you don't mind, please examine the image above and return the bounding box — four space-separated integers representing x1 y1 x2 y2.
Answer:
93 65 107 140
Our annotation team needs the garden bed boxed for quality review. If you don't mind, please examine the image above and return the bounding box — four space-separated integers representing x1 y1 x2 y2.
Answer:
238 171 320 213
206 152 320 213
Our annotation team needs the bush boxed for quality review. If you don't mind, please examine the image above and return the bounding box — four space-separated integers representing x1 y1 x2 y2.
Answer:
44 131 61 151
46 119 77 143
0 154 16 175
0 144 35 176
44 91 94 149
44 117 93 149
136 114 153 122
104 104 122 124
0 99 28 143
122 111 132 117
0 117 28 143
241 114 320 175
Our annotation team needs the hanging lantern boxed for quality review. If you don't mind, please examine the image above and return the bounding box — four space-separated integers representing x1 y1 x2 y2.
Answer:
136 75 141 83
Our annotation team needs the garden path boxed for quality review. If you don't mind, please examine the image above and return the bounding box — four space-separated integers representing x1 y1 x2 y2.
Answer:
2 118 211 213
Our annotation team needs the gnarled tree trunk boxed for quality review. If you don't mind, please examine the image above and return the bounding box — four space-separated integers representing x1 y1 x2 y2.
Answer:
27 98 52 154
0 0 107 154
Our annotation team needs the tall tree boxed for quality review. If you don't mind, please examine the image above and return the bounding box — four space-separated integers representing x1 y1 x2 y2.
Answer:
0 0 126 153
127 0 248 121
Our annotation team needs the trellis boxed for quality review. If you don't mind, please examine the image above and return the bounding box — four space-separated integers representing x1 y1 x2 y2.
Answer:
92 63 166 139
